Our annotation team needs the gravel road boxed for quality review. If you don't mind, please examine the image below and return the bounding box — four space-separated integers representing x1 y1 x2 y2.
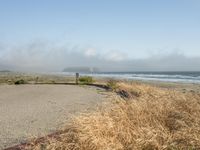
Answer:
0 84 106 149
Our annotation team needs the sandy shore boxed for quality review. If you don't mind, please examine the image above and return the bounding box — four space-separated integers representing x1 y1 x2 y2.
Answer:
1 73 200 149
0 84 107 149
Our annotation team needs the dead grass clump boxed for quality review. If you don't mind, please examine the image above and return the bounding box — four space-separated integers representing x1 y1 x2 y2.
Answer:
107 79 119 91
116 83 142 99
28 83 200 150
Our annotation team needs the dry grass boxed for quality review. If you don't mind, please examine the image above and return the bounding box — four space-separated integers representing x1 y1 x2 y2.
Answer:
25 82 200 150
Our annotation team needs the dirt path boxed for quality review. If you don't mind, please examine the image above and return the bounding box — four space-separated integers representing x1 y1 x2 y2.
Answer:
0 84 107 149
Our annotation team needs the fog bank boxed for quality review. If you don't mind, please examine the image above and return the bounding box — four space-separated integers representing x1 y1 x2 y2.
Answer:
0 41 200 72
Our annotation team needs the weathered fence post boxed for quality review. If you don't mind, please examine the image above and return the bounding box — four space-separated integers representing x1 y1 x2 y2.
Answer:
76 73 79 85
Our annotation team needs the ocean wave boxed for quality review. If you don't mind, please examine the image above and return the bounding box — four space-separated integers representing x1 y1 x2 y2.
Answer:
56 72 200 84
90 73 200 83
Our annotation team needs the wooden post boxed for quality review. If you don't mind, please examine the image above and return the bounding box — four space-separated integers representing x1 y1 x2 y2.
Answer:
76 73 79 85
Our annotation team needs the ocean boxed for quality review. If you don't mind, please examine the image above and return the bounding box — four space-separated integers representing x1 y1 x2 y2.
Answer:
58 71 200 84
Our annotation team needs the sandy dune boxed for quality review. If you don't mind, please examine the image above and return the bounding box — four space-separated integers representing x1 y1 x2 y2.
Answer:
0 84 106 149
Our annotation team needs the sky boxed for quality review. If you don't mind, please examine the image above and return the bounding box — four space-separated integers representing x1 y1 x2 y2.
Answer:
0 0 200 72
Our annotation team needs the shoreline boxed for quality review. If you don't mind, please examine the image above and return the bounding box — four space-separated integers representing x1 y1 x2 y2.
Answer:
1 72 200 93
1 71 200 84
1 73 200 149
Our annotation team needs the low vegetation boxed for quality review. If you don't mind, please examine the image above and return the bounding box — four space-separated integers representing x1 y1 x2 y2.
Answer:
79 76 94 84
106 79 119 91
0 72 75 84
14 79 26 85
24 82 200 150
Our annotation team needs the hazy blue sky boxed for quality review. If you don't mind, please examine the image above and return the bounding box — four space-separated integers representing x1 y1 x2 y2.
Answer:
0 0 200 71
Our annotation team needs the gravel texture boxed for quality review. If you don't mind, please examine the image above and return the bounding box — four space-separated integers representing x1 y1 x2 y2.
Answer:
0 84 106 149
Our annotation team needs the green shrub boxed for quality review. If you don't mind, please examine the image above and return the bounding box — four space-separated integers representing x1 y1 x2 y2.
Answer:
79 76 94 84
106 79 118 91
14 79 26 85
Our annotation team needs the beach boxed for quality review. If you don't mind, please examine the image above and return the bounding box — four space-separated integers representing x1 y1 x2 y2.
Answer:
1 73 200 149
1 1 200 149
0 84 107 149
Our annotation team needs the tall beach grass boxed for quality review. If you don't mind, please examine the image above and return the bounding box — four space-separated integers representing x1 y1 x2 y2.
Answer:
26 82 200 150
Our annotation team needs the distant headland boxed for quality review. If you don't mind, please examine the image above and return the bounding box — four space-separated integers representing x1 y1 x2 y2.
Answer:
63 67 100 73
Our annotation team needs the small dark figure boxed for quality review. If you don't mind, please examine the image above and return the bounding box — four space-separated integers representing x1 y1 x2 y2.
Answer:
76 73 79 85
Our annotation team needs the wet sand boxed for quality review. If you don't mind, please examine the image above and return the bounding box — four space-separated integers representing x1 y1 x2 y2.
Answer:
0 84 106 149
